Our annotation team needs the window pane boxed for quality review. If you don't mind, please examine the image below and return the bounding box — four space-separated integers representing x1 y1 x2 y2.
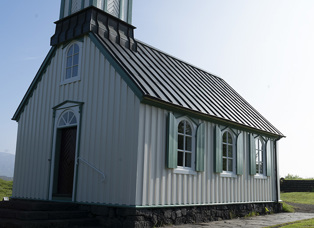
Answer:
223 158 227 171
228 145 233 157
260 163 263 174
66 56 72 68
223 144 227 157
178 135 184 150
228 133 232 144
67 46 73 56
185 153 191 167
228 159 233 172
66 68 72 79
74 44 79 54
178 152 184 166
185 123 192 135
73 54 79 65
223 132 227 143
185 136 192 151
59 118 66 127
73 66 78 77
178 121 184 133
256 163 259 173
70 116 77 125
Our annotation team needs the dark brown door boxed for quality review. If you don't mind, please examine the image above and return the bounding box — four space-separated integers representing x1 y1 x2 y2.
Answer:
56 127 77 197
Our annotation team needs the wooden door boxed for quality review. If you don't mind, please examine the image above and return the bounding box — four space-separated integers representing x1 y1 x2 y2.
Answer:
56 127 77 197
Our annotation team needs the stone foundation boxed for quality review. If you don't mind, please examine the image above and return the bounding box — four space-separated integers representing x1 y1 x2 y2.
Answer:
80 202 283 228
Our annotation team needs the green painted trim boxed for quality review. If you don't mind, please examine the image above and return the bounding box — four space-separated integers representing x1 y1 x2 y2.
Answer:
89 0 97 7
236 132 244 175
119 0 123 20
68 0 73 15
74 103 84 202
59 0 66 19
127 0 133 24
53 100 84 110
141 96 284 140
9 197 277 209
214 125 222 173
103 0 108 11
196 123 205 172
88 33 144 99
249 134 257 175
12 47 57 121
166 112 177 169
47 109 57 200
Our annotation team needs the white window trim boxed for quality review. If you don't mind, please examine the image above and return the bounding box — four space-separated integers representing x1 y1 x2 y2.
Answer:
254 137 267 178
60 41 83 85
221 130 236 176
175 116 197 174
48 102 82 202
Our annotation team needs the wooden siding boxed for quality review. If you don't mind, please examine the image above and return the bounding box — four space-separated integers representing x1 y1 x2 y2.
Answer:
135 104 277 206
12 36 140 206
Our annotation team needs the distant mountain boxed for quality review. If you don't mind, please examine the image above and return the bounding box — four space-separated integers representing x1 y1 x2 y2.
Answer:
0 152 15 178
0 176 13 181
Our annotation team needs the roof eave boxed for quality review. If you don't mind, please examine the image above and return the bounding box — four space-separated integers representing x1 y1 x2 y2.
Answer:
12 47 57 122
141 95 285 140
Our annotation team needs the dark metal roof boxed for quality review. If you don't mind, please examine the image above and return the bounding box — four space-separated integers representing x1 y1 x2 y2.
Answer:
93 33 284 137
13 6 284 138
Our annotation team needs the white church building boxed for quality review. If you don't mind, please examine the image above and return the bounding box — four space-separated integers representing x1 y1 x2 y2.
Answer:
11 0 284 226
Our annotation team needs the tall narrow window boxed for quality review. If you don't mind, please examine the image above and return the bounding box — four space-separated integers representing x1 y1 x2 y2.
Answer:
177 120 193 168
256 138 264 174
222 131 234 172
65 44 80 80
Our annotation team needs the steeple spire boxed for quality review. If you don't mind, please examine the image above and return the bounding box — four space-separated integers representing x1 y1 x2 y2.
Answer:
59 0 133 24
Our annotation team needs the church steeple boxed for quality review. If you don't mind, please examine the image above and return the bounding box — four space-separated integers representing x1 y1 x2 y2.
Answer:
59 0 133 24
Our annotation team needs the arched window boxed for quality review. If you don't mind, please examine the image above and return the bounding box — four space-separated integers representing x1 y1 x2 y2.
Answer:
65 43 80 80
222 131 234 172
58 110 77 128
255 138 264 174
177 120 194 169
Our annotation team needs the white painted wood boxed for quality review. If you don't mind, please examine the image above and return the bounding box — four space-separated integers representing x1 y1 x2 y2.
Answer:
135 105 278 206
13 36 140 206
61 0 132 24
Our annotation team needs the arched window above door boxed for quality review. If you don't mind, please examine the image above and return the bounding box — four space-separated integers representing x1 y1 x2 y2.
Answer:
58 110 77 128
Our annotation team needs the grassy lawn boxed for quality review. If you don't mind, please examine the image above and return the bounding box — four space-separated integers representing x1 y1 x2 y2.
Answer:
268 218 314 228
0 179 13 200
281 192 314 205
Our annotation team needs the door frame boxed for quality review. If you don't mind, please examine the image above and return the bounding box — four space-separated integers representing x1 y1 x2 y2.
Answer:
48 101 83 202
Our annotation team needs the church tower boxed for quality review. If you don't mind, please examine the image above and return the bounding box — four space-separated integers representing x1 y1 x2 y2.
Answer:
59 0 133 24
52 0 136 51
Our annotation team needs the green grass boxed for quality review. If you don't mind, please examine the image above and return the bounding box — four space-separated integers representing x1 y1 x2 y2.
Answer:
267 218 314 228
0 179 13 200
281 202 295 213
281 192 314 205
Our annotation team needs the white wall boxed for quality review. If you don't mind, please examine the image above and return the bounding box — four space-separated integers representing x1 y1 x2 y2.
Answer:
13 36 140 205
135 104 277 206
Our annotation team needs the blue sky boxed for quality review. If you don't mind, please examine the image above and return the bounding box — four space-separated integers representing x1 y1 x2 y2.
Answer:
1 0 314 178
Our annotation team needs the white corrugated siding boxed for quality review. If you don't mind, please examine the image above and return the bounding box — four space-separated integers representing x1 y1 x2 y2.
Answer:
13 36 140 206
135 104 277 206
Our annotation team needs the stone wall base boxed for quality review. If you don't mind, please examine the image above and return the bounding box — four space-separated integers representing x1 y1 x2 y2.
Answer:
80 202 283 228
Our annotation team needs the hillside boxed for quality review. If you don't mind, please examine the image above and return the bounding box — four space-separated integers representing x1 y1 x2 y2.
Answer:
0 152 15 178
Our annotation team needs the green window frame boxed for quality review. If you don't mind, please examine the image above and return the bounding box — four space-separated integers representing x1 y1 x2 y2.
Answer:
166 113 205 173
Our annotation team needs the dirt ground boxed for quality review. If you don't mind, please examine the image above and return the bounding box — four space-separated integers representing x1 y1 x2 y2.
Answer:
286 202 314 213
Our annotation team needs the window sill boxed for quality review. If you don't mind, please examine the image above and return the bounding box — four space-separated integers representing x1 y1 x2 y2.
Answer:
60 77 81 85
254 174 268 179
220 172 237 178
174 167 197 175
